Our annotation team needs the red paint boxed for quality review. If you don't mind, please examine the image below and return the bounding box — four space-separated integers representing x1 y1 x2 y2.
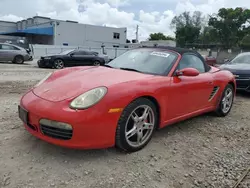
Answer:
176 68 200 77
19 55 236 150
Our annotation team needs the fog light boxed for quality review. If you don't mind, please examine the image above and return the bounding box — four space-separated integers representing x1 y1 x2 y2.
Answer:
39 119 72 130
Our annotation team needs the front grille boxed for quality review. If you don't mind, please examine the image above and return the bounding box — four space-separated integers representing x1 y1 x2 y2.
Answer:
235 74 250 80
237 84 249 89
40 124 73 140
209 86 219 101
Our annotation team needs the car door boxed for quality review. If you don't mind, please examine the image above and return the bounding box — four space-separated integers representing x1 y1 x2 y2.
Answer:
66 50 82 66
0 44 16 61
0 44 5 61
167 53 214 119
72 51 92 66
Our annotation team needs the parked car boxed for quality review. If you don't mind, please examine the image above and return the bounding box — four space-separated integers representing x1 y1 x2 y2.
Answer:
19 46 235 152
202 54 217 66
37 49 109 69
0 43 32 64
219 52 250 92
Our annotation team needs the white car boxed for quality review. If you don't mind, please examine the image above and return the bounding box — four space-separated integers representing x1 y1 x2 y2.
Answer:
0 43 32 64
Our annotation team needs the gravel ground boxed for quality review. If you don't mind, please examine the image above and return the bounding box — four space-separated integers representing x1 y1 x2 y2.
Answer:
0 61 249 188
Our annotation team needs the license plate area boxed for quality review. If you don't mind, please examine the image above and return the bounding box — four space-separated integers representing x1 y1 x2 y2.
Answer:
18 105 29 124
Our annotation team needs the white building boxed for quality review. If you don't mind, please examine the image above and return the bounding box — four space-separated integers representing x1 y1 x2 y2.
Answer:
0 16 128 48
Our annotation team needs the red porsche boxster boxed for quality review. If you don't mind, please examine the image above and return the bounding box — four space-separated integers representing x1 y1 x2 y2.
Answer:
18 46 236 152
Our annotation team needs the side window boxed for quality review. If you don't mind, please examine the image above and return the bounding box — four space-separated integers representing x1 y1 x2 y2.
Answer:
1 44 16 50
177 54 206 73
73 51 87 55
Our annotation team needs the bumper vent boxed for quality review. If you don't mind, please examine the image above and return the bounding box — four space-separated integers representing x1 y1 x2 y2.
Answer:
40 124 73 140
209 86 219 101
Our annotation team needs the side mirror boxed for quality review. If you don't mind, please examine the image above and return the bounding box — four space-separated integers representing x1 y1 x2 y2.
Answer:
224 58 229 63
176 68 200 77
70 53 74 57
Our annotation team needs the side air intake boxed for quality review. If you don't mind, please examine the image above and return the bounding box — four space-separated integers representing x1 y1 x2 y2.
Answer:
209 86 219 101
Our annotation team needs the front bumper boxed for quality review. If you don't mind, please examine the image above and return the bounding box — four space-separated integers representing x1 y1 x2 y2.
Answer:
24 54 32 61
37 59 53 68
236 78 250 92
19 91 122 149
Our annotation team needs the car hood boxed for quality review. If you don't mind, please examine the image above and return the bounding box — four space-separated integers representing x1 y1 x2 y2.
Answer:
219 63 250 74
32 66 154 102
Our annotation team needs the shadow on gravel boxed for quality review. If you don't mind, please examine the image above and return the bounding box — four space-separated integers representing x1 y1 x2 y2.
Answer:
0 62 31 66
19 112 212 161
236 91 250 98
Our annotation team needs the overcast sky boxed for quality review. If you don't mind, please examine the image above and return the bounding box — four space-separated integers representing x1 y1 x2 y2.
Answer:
0 0 249 40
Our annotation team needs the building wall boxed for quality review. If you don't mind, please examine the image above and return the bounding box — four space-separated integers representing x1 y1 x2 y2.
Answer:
27 35 53 45
54 21 127 47
0 21 17 32
0 21 19 42
28 22 53 29
33 16 51 25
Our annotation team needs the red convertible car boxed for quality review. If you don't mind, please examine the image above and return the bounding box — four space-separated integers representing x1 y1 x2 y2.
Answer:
18 46 236 152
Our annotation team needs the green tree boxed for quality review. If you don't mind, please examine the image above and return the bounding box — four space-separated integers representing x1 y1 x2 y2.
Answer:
208 7 250 48
171 11 205 47
199 26 219 44
240 34 250 49
148 32 175 41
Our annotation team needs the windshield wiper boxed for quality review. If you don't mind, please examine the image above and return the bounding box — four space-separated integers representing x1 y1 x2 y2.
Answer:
119 67 142 73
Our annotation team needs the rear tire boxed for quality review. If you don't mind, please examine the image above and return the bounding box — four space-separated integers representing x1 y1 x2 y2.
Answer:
115 98 158 152
13 55 24 64
214 84 234 117
93 61 100 66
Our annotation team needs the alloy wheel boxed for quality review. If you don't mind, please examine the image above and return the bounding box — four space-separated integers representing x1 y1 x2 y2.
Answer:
125 105 155 148
54 59 64 69
221 87 233 114
93 61 100 66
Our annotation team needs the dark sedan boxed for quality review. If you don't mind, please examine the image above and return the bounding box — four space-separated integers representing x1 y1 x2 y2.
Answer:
37 49 109 69
219 52 250 92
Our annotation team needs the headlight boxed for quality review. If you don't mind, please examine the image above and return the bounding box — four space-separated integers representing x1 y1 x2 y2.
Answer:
70 87 107 109
34 72 53 88
44 57 51 60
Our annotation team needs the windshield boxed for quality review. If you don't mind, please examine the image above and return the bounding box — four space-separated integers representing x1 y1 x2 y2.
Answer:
107 48 178 75
230 53 250 64
59 49 75 55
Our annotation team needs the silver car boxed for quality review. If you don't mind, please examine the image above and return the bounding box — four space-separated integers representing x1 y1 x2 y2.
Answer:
0 43 32 64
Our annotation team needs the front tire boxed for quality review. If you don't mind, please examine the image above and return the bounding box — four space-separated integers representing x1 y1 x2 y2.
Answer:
53 59 64 69
115 98 158 152
215 84 234 117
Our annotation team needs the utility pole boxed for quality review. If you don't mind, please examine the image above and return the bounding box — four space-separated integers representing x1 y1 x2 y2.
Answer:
135 25 139 43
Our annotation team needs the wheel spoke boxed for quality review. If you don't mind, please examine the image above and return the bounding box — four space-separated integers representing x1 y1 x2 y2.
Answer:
126 126 137 139
137 131 143 144
141 107 150 121
226 91 232 99
131 112 139 122
223 100 227 111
